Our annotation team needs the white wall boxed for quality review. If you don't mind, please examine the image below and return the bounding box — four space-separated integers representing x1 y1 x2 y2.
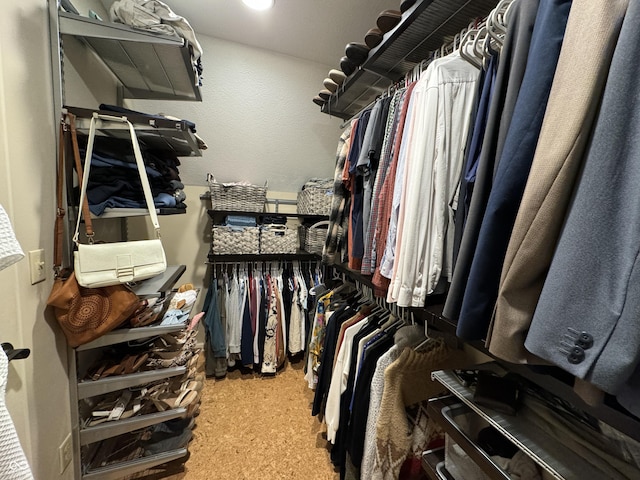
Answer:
0 2 342 479
0 1 71 479
127 34 341 190
126 34 342 292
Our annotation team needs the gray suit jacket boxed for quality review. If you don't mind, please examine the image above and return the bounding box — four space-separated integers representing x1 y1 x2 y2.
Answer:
524 0 640 417
487 0 628 363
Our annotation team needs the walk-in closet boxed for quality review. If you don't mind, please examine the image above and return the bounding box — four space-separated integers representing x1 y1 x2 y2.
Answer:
1 0 639 479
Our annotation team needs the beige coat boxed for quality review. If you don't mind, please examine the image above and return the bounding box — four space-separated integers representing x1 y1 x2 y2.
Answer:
487 0 629 363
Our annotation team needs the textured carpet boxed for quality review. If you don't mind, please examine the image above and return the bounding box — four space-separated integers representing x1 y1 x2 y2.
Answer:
135 358 340 480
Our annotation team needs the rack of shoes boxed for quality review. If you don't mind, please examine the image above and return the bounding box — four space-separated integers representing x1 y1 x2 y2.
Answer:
70 276 203 480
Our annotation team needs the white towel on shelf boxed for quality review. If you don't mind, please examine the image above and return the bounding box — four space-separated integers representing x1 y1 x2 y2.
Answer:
0 205 23 271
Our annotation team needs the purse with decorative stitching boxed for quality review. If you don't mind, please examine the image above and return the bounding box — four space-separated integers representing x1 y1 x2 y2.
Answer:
47 114 139 347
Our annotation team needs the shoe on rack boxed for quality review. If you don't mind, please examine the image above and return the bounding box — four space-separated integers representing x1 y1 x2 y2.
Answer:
147 348 194 369
143 427 193 456
177 283 194 293
88 352 148 380
152 387 200 412
86 389 146 427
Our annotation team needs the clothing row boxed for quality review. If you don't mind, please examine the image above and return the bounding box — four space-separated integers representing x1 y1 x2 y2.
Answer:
304 282 470 480
323 29 480 306
324 0 640 417
201 262 324 378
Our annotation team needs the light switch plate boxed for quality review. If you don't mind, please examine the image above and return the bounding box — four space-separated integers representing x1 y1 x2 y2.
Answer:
28 249 45 285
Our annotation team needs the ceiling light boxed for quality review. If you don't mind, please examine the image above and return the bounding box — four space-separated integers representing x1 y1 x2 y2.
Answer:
242 0 274 11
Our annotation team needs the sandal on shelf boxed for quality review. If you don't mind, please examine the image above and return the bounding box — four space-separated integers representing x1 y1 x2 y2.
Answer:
178 365 205 384
155 329 197 350
188 311 204 331
120 353 149 375
147 349 193 369
89 362 125 381
87 390 135 427
177 283 194 293
88 352 149 380
152 387 199 412
186 392 202 418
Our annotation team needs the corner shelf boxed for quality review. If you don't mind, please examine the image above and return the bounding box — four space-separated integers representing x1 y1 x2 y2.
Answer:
321 0 499 119
59 12 202 102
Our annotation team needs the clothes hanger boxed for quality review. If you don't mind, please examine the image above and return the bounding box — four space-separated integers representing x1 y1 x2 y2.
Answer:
459 28 482 69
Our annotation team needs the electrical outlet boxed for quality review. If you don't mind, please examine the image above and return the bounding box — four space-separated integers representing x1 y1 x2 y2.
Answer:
28 249 46 285
59 434 72 474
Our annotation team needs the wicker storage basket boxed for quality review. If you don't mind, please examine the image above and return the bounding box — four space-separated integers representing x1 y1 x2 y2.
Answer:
299 221 329 255
207 174 267 212
260 224 298 254
211 226 260 255
297 179 333 216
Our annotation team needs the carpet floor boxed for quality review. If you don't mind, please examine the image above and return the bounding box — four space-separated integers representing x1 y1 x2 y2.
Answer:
139 358 340 480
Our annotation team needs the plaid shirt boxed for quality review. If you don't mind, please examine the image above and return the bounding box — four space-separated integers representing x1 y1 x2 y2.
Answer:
372 83 417 295
362 89 406 274
323 124 353 265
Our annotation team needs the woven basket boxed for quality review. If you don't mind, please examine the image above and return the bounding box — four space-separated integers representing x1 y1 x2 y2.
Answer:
299 221 329 255
211 226 260 255
260 225 298 254
207 174 267 212
297 182 333 216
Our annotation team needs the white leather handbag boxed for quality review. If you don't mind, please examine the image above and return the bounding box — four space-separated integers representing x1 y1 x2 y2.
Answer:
73 113 167 288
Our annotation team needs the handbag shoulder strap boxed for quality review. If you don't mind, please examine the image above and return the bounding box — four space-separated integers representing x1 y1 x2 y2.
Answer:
68 113 94 238
54 113 96 271
73 113 161 245
53 118 66 273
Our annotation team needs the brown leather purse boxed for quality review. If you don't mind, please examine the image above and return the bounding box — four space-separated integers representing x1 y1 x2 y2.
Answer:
46 113 139 347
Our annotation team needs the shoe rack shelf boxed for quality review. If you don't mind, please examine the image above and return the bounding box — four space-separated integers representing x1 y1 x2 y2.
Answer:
69 266 198 479
77 366 187 400
58 12 202 102
79 408 188 447
321 0 499 120
82 448 188 480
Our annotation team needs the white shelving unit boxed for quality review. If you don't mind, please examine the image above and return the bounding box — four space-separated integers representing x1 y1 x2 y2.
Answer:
48 1 205 478
68 267 198 479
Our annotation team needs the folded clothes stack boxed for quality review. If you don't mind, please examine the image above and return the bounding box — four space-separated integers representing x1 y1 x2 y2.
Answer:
224 215 258 230
78 132 187 216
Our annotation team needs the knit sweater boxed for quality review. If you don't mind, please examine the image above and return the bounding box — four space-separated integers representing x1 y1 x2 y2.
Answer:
372 341 470 480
